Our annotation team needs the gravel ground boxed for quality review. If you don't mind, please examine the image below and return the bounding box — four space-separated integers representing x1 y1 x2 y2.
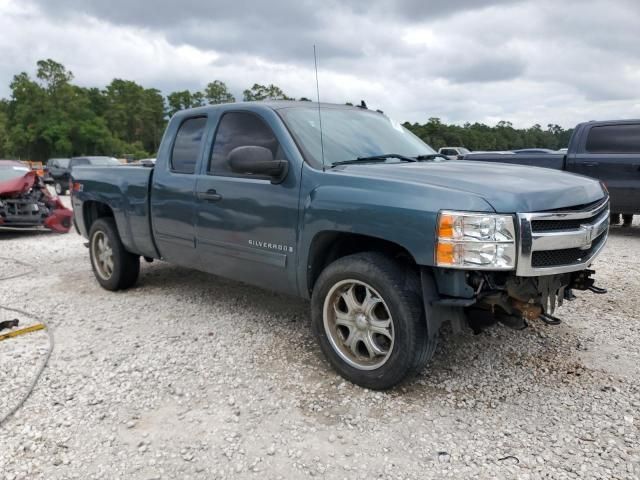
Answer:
0 196 639 479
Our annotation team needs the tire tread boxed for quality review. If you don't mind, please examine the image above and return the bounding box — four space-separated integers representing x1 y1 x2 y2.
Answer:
311 252 437 390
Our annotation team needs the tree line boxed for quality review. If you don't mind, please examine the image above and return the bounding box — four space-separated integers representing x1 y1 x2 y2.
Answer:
403 118 572 152
0 59 573 161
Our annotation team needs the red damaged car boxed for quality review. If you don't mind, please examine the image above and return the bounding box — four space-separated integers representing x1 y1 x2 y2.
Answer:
0 160 72 233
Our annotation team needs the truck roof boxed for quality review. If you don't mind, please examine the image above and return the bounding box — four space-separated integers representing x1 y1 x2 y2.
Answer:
172 100 372 119
577 119 640 126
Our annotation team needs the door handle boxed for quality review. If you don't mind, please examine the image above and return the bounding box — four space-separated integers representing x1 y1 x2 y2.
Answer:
197 189 222 202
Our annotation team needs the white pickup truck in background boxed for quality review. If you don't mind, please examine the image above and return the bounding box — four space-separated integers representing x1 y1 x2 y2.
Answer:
438 146 470 159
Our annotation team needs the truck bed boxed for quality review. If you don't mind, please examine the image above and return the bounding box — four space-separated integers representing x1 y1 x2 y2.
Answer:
71 165 158 259
463 153 566 170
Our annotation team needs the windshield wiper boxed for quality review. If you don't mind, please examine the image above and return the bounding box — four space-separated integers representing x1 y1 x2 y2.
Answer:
331 153 417 167
413 153 450 161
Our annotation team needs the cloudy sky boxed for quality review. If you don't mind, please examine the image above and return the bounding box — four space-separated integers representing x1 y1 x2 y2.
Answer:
1 0 639 127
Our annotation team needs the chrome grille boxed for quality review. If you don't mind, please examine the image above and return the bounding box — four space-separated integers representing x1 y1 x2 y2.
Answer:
516 197 610 276
531 209 608 232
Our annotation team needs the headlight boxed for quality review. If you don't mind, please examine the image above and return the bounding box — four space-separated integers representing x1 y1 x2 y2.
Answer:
436 211 516 269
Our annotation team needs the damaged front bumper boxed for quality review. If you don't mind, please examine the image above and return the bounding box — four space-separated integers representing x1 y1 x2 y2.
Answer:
427 197 610 332
0 175 72 233
429 268 607 334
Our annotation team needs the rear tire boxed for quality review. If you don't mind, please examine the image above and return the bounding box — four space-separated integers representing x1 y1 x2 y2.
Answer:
89 218 140 291
54 181 66 196
311 252 436 390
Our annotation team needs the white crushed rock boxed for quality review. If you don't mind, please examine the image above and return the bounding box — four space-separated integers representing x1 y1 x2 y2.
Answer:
0 197 638 479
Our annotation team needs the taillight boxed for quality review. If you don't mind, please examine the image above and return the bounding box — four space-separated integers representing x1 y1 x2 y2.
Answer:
72 182 83 192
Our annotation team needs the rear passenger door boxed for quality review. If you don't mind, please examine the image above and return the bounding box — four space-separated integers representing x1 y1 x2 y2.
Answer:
150 116 208 266
569 123 640 213
194 110 300 294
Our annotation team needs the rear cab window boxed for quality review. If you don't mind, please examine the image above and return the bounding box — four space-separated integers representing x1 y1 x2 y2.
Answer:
172 117 208 174
585 124 640 153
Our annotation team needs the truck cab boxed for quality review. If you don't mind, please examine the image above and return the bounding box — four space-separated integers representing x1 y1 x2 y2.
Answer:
567 120 640 218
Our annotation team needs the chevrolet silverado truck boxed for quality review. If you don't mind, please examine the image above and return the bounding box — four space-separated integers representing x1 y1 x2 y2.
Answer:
70 102 609 389
464 119 640 225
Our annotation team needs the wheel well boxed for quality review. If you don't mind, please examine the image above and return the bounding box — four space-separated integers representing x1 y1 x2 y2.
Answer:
307 232 418 294
83 201 114 233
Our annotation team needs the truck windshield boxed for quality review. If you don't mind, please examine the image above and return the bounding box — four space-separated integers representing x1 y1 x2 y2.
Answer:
279 107 438 168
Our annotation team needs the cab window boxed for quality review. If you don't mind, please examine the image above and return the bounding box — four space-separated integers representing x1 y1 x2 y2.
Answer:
171 117 207 174
586 124 640 154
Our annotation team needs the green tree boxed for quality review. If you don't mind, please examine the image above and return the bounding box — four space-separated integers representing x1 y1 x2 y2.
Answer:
103 79 165 154
166 90 205 117
242 83 291 101
0 100 8 157
36 59 73 91
6 71 49 159
204 80 235 105
403 118 572 152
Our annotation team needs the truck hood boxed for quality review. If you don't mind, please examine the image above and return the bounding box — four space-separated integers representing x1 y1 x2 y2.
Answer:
336 160 605 212
0 170 37 197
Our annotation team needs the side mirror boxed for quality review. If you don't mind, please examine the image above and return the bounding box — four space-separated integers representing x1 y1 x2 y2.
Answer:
228 146 288 184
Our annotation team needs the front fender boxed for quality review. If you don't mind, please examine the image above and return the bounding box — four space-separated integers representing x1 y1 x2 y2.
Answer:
299 183 435 269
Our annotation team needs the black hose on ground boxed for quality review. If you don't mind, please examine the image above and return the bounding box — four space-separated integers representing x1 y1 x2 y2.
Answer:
0 305 53 427
0 258 54 427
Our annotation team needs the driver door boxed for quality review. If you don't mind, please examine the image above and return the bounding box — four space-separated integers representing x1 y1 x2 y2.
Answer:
194 111 300 294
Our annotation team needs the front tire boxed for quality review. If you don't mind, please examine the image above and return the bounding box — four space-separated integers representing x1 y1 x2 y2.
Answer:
311 252 435 390
89 218 140 291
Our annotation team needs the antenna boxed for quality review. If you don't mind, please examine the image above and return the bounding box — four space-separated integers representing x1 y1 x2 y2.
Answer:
313 45 326 171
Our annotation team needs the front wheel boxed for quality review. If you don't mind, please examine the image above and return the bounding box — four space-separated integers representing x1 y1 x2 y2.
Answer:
311 252 436 390
89 218 140 291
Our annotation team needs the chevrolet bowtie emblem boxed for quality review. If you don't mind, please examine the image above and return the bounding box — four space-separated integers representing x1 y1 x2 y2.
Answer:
580 224 596 250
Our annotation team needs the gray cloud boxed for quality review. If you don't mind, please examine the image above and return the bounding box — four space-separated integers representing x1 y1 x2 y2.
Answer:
441 58 526 83
31 0 522 27
28 0 525 64
1 0 639 128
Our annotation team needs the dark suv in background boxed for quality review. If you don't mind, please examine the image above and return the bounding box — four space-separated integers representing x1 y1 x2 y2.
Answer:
44 158 70 190
47 156 120 195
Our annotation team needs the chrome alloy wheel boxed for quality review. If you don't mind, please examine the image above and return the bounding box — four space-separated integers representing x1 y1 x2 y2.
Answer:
323 279 395 370
92 231 114 280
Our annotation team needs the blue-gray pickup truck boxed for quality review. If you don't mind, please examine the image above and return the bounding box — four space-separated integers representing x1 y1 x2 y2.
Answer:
71 102 609 389
464 119 640 225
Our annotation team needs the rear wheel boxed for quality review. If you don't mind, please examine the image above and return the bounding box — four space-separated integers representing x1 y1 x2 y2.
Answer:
89 218 140 291
54 181 67 196
311 252 436 390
